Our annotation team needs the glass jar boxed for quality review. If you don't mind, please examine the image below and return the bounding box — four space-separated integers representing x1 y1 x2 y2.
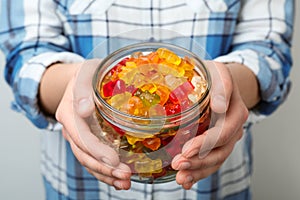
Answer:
92 42 211 183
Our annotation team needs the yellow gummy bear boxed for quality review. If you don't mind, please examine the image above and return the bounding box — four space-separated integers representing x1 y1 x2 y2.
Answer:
108 92 132 109
125 134 146 145
156 48 182 65
125 61 137 68
158 63 182 77
134 157 163 174
140 83 157 94
118 68 138 84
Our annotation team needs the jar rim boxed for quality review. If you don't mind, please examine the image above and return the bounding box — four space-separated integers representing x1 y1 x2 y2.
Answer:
92 42 211 121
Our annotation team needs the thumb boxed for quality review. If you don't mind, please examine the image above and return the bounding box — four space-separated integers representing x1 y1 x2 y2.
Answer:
73 59 102 117
205 61 233 114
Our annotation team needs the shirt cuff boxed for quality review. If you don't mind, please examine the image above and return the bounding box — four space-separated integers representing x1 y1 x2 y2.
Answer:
214 49 261 77
13 52 84 131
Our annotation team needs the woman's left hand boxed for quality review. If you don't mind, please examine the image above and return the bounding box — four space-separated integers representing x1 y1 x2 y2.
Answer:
171 61 249 189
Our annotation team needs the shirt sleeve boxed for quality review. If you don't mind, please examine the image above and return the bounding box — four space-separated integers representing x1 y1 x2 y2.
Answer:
0 0 84 130
215 0 294 117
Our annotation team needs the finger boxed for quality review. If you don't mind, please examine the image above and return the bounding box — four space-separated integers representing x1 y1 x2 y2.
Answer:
173 121 243 170
85 168 116 186
176 164 220 189
112 179 131 190
173 126 242 171
205 61 233 114
62 127 70 141
56 78 89 154
179 90 247 160
86 168 131 190
69 136 131 178
212 83 248 148
179 126 222 159
175 128 243 189
72 115 121 167
73 59 101 117
179 122 240 160
56 77 121 166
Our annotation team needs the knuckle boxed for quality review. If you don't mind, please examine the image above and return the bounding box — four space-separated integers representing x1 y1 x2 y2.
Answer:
70 143 87 168
217 153 227 165
76 158 86 169
77 155 87 167
95 164 105 174
218 129 231 146
243 108 249 122
197 160 206 169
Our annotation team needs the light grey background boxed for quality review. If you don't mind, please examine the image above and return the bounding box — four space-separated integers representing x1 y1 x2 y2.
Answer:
0 3 299 199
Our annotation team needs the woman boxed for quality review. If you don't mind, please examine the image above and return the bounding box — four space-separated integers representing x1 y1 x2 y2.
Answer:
0 0 294 199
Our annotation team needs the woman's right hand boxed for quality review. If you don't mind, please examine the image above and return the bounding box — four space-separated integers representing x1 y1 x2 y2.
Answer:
55 59 131 190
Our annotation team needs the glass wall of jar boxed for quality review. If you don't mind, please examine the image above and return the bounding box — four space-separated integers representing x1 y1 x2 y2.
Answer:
92 43 211 183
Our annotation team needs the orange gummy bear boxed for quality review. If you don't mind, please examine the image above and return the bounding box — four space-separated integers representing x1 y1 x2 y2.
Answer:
142 137 161 151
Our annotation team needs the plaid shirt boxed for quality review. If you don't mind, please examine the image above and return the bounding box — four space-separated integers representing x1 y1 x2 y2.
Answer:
0 0 294 199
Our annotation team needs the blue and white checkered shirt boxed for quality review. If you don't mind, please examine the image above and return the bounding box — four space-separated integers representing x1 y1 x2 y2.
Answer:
0 0 294 199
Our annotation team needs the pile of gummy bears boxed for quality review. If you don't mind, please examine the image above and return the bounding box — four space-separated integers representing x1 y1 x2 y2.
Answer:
96 47 210 182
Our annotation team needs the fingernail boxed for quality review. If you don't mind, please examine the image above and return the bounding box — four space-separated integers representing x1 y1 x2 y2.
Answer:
78 98 91 108
113 180 124 190
179 162 191 170
114 186 122 191
101 157 113 167
182 140 198 157
182 144 199 158
112 169 126 179
213 95 227 113
172 154 181 168
182 140 192 153
184 175 193 184
77 98 93 116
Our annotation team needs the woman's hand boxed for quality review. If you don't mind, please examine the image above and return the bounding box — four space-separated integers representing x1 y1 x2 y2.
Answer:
42 59 131 190
172 61 250 189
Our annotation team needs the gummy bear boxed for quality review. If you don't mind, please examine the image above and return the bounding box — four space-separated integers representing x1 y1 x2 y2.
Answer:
163 101 181 115
142 137 161 151
140 83 157 94
164 74 186 90
134 157 163 174
125 134 145 145
157 48 181 65
110 57 129 79
179 57 194 70
118 67 138 84
135 89 160 107
102 79 126 97
125 61 137 68
126 85 137 94
169 81 194 104
131 73 148 88
155 85 170 105
158 63 182 77
149 72 164 85
131 51 143 59
136 56 150 66
147 52 160 63
191 75 207 95
127 96 147 116
109 92 132 110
